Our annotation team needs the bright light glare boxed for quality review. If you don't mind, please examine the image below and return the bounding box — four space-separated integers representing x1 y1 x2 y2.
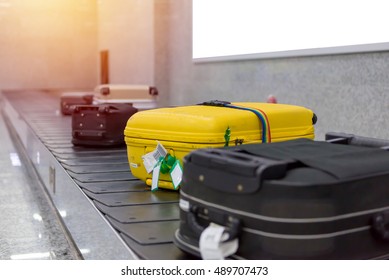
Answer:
10 252 50 260
33 213 43 222
9 153 22 166
193 0 389 59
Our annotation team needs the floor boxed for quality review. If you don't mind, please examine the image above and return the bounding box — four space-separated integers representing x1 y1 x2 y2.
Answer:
0 110 79 260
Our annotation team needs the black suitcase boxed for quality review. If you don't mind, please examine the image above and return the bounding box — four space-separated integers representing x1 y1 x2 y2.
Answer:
72 103 138 147
174 132 389 259
60 92 94 115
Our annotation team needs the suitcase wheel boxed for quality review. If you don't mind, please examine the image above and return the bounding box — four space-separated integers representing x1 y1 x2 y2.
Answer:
149 86 159 96
101 87 110 96
371 210 389 242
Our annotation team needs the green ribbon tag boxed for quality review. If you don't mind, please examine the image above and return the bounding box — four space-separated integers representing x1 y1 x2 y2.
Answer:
224 126 231 147
151 154 178 190
160 154 176 174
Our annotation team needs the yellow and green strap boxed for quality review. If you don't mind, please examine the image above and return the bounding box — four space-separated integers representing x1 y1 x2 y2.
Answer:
201 101 271 143
224 103 271 143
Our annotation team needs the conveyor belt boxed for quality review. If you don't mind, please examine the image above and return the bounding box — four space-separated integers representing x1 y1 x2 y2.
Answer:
1 90 192 260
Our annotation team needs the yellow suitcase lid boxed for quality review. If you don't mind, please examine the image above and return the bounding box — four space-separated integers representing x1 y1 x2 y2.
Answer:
124 102 315 144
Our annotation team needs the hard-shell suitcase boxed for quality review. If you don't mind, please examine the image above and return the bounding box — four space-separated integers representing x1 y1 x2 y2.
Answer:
60 91 94 115
174 132 389 260
94 84 159 110
72 103 138 147
125 100 316 190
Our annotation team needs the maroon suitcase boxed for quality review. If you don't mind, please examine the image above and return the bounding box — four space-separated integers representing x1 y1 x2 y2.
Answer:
60 92 94 115
72 103 138 147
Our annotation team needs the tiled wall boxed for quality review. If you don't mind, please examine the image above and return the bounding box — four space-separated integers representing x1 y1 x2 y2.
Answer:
0 0 98 90
154 1 389 140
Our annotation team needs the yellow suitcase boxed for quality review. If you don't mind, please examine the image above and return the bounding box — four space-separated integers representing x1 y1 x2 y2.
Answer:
94 84 159 110
124 101 316 190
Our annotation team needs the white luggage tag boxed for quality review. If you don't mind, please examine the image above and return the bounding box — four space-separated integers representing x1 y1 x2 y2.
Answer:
151 160 162 191
169 160 183 190
143 142 183 190
142 141 167 173
199 223 239 260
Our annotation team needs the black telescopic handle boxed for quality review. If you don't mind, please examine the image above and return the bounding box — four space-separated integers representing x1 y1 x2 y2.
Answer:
326 132 389 150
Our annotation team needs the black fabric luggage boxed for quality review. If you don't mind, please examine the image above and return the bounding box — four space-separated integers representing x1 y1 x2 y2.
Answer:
60 92 94 115
174 132 389 259
72 103 138 147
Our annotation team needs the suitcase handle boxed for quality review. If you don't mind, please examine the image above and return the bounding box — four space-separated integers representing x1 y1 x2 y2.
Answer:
186 205 241 242
190 148 288 177
326 132 389 150
82 94 94 103
371 210 389 242
73 130 105 139
73 104 124 114
185 149 290 193
73 105 102 114
199 100 231 106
